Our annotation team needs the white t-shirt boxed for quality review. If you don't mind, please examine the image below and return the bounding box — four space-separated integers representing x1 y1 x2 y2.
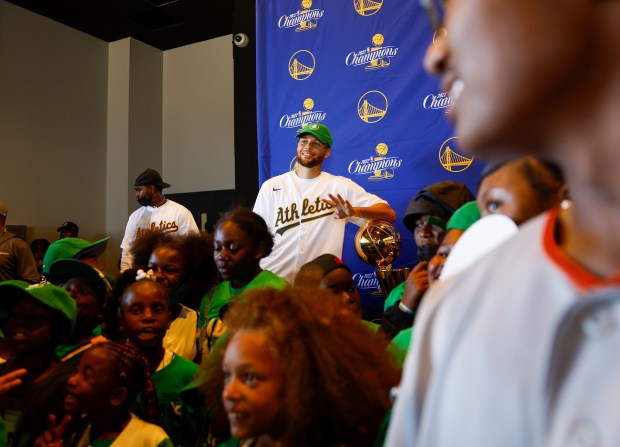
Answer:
120 199 199 272
386 210 620 447
253 171 386 282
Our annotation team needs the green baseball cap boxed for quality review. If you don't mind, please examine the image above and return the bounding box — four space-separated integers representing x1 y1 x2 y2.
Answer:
0 280 77 333
42 237 110 275
48 259 112 303
295 123 333 147
447 201 481 232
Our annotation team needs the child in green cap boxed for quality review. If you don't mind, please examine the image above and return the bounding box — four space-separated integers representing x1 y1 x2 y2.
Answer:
0 281 76 446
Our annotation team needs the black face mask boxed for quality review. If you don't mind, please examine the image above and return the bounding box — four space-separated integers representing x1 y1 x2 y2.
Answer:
137 197 152 207
417 245 438 261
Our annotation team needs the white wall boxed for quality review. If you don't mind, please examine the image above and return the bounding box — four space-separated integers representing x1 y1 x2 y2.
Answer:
0 1 109 244
0 1 235 275
163 37 235 193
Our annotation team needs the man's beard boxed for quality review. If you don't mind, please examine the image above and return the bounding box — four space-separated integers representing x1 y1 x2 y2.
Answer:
137 197 152 207
297 154 324 168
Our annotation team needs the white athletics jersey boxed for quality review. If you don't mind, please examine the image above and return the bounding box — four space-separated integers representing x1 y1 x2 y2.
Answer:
386 209 620 447
120 199 199 271
253 171 386 282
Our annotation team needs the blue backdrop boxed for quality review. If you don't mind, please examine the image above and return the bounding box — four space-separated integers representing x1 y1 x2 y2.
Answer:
256 0 484 321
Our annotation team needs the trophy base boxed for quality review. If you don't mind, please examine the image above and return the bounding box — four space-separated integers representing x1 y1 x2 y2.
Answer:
375 268 411 298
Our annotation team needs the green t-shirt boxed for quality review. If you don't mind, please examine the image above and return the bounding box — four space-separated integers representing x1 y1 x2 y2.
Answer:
383 281 406 311
148 353 205 447
388 326 413 368
55 325 103 360
199 270 289 328
362 320 381 333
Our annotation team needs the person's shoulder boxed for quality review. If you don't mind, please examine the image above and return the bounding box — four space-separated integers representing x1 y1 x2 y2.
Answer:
1 232 25 246
424 212 551 311
322 171 369 190
122 414 172 445
213 280 231 295
127 206 145 220
169 352 199 376
319 171 339 181
320 171 354 182
0 231 15 245
260 171 293 188
254 270 289 288
165 199 189 211
384 281 406 310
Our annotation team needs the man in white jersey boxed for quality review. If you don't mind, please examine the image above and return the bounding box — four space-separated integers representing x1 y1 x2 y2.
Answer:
253 123 396 282
120 168 199 272
386 0 620 446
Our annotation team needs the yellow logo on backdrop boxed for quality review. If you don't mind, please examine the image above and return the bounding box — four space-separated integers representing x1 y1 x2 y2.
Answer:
345 34 399 70
354 0 383 16
288 50 316 80
438 137 474 172
375 142 388 156
348 143 403 181
357 91 388 123
278 0 325 31
303 98 314 112
290 155 299 172
368 34 389 70
279 98 327 129
297 0 318 31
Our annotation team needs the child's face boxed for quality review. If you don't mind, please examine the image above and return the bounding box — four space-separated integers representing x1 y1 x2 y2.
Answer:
320 268 361 316
427 229 464 285
62 278 103 334
214 221 263 285
222 330 286 441
6 297 60 352
148 247 186 292
64 347 120 415
120 282 170 350
477 163 549 226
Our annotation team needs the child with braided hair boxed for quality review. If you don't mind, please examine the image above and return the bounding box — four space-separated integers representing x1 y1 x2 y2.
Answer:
35 341 172 447
119 280 205 447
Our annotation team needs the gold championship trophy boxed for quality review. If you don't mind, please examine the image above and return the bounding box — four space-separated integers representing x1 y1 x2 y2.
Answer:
354 221 410 298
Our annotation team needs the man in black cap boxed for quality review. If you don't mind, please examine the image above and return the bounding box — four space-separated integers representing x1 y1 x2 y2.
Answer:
380 181 474 340
0 200 40 283
57 221 79 239
403 180 475 263
120 168 199 272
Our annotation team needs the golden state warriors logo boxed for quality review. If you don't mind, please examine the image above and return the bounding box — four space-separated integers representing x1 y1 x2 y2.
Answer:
358 91 388 123
375 142 388 156
278 0 325 31
345 34 399 70
438 137 474 172
290 155 299 172
354 0 383 16
348 143 403 180
288 50 316 80
279 98 327 129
